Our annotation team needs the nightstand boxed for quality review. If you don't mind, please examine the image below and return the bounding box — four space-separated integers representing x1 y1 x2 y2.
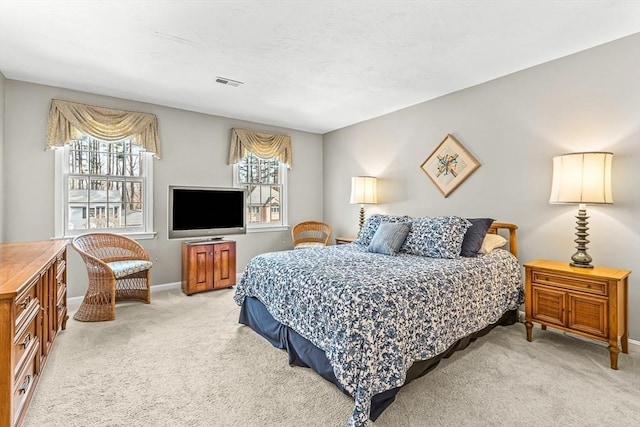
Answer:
335 237 356 245
524 259 631 369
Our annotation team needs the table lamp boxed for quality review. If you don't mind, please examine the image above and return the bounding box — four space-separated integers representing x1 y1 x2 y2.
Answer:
350 176 378 231
549 152 613 268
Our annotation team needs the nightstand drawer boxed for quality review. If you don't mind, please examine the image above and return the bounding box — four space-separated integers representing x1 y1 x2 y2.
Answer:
532 271 607 295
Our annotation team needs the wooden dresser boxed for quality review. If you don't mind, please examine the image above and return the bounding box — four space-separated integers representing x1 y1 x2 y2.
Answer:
0 240 68 427
524 259 631 369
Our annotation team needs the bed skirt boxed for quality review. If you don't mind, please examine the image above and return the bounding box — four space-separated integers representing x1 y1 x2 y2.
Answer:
239 296 518 422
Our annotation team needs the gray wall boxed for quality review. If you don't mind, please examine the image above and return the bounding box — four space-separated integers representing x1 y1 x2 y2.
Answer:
3 81 323 298
0 72 5 243
323 34 640 339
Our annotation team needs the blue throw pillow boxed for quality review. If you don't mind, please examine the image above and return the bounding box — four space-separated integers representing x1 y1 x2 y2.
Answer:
400 216 472 258
354 214 412 246
367 222 411 256
460 218 495 257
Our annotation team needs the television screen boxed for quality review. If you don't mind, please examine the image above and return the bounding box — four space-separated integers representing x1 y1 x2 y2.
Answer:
168 186 246 239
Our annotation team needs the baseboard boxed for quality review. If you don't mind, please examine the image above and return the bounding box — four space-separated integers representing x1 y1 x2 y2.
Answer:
67 281 182 312
150 281 182 293
518 310 640 348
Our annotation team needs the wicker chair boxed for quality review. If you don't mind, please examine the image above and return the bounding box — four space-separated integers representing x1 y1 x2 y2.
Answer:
292 221 332 248
72 233 152 322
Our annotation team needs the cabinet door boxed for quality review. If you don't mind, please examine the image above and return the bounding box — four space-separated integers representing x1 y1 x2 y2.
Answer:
568 293 608 338
213 242 236 289
39 264 57 361
188 244 214 293
532 284 566 327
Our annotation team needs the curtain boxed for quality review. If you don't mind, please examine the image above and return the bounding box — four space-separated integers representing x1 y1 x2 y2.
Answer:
228 128 292 168
46 99 161 158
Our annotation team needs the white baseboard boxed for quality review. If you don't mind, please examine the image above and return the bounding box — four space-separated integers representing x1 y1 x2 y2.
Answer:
518 310 640 348
149 281 182 292
67 281 181 312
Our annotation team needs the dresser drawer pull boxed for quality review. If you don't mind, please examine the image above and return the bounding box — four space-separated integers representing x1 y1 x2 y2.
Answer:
18 375 32 394
19 333 31 349
19 296 31 309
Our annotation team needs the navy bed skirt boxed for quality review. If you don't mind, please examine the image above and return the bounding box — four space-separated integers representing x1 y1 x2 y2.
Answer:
239 296 518 422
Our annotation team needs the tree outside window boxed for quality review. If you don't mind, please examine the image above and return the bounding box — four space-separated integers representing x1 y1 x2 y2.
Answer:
235 152 287 227
59 135 152 235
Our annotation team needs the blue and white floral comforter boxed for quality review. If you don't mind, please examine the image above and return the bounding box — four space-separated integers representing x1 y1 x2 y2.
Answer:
234 244 523 426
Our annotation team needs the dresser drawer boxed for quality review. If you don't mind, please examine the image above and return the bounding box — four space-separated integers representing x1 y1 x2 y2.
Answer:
57 286 68 327
15 279 40 328
532 271 608 295
57 275 67 300
13 343 39 426
56 253 66 272
56 262 66 281
14 310 39 380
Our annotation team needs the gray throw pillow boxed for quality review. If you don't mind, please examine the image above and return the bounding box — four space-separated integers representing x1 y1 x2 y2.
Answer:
367 222 411 256
354 214 412 246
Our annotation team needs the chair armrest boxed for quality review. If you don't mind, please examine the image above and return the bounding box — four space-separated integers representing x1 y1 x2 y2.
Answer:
77 233 150 263
75 251 117 281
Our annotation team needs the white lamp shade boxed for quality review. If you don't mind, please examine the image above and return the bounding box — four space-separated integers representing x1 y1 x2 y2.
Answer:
350 176 378 204
549 152 613 204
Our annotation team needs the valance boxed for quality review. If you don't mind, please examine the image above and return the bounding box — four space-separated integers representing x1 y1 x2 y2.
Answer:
46 99 161 158
228 128 292 169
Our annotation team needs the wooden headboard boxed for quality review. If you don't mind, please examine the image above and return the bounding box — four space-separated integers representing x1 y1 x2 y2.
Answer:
487 222 518 257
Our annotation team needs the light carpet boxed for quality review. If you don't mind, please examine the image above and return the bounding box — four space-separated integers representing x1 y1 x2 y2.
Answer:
24 288 640 427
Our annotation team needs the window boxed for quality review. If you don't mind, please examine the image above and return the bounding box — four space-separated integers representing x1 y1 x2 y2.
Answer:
233 152 288 231
55 135 154 238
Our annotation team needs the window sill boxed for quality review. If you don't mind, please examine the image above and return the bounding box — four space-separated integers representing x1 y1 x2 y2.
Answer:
53 231 157 241
246 225 290 234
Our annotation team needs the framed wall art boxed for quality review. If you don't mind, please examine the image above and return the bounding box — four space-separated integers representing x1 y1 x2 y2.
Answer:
420 134 480 198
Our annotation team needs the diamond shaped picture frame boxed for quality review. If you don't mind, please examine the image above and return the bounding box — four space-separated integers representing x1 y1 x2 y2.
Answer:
420 134 480 198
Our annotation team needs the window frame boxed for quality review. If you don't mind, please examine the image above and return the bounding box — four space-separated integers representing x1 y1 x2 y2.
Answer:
232 155 288 233
54 140 155 240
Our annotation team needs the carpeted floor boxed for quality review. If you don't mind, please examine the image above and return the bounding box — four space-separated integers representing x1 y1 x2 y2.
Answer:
24 288 640 427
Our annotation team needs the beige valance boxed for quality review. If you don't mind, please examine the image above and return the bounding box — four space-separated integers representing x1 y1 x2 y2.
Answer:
228 128 292 169
46 99 161 158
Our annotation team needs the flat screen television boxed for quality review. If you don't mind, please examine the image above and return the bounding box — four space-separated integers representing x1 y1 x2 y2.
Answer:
168 185 246 240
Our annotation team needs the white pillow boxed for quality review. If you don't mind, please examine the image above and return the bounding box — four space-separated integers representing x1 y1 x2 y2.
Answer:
478 233 507 254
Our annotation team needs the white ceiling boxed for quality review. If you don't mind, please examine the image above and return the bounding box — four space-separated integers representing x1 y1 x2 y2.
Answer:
0 1 638 134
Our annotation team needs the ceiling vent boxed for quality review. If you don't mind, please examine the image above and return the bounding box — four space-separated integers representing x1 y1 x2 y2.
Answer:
215 76 243 87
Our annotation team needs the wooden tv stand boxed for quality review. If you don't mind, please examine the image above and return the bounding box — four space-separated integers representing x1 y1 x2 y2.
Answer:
181 240 236 295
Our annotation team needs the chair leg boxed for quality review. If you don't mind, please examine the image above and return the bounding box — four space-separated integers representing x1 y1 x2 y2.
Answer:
145 269 151 303
73 284 116 322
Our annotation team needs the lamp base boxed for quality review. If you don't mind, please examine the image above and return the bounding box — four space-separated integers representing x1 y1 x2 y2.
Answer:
570 261 594 269
358 206 365 231
569 204 594 268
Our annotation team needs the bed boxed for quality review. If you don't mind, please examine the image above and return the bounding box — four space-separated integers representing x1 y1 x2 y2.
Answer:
234 217 523 426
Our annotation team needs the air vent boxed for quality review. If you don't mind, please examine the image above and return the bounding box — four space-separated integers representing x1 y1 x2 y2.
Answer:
215 76 243 87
